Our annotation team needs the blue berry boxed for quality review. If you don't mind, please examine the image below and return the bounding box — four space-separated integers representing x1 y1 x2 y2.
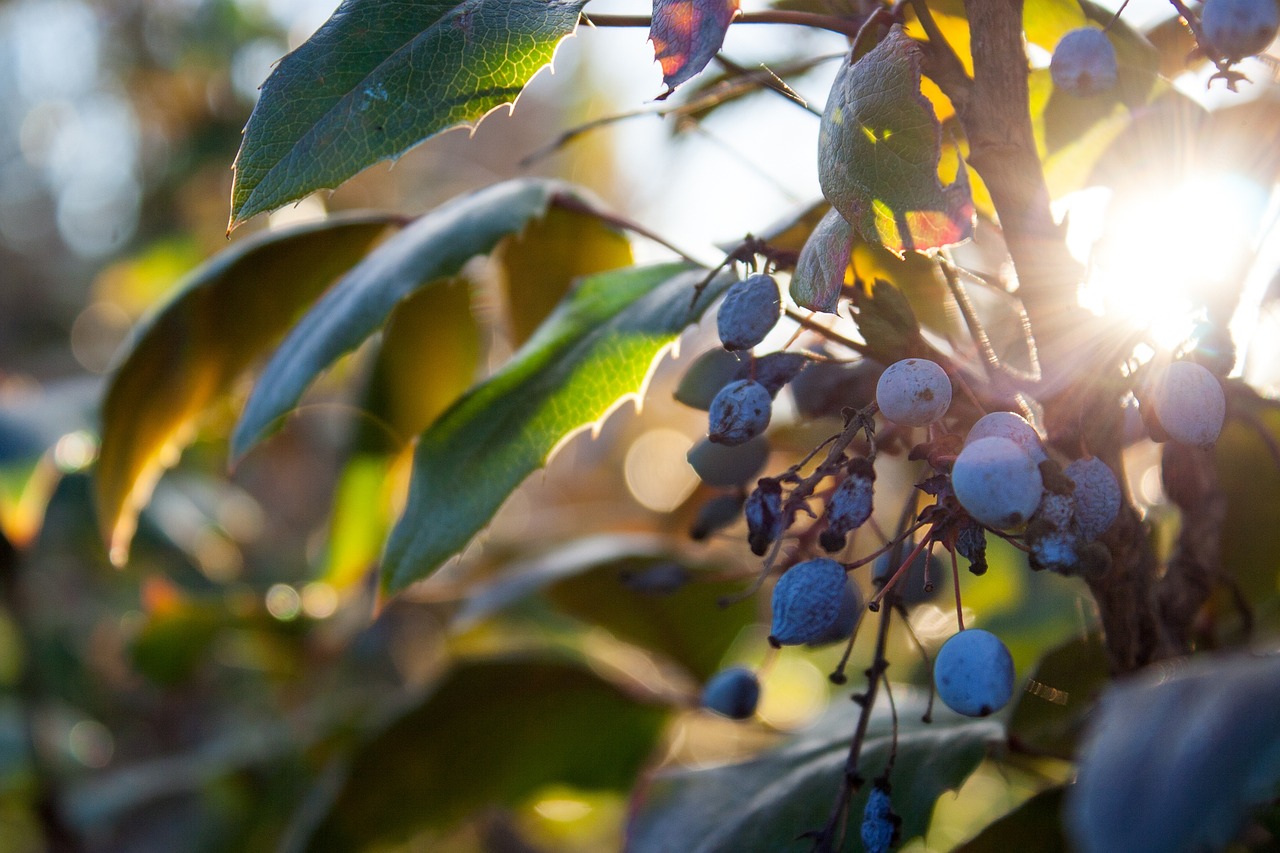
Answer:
718 273 781 351
1149 361 1225 449
708 379 772 446
804 574 864 646
1050 28 1118 96
790 356 882 419
769 558 849 646
933 628 1015 717
1064 457 1122 541
820 458 875 552
1028 492 1081 573
966 411 1048 464
675 348 741 410
876 358 952 427
749 351 809 395
686 434 770 487
745 479 784 556
873 547 947 604
951 436 1044 530
861 785 899 853
1202 0 1280 60
689 493 746 541
701 667 761 719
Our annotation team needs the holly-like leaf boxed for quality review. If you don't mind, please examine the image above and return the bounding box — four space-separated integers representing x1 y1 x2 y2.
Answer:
1066 650 1280 853
231 179 613 460
850 278 921 363
96 214 396 566
818 26 974 257
295 657 667 852
627 695 1000 852
790 206 853 313
230 0 588 224
649 0 741 97
379 263 730 593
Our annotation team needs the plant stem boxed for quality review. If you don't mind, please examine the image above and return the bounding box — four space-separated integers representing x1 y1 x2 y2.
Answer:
580 11 864 40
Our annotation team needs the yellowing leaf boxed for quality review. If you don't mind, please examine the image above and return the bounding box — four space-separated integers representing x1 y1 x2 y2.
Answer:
649 0 741 96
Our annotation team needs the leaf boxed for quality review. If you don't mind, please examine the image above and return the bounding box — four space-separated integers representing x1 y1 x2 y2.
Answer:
379 263 729 593
1065 650 1280 853
297 657 667 852
231 179 606 460
850 278 921 363
96 214 396 566
1007 634 1109 758
627 695 1000 852
649 0 741 97
230 0 588 224
790 206 853 314
955 786 1069 853
818 27 974 257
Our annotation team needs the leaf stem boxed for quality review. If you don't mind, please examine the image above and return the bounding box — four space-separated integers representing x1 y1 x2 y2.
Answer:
580 11 865 40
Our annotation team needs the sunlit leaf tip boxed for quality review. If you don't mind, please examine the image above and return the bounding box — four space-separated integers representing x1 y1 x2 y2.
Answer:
649 0 743 97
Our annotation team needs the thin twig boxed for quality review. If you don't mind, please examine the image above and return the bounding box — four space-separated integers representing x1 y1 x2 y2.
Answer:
580 10 865 39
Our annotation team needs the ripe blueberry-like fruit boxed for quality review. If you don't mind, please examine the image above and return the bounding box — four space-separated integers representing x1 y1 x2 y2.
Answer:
951 436 1044 530
1201 0 1280 61
689 493 746 541
1064 457 1122 540
745 479 784 556
686 434 770 487
873 548 947 604
860 785 899 853
701 667 761 719
820 458 876 552
769 557 849 646
790 355 882 419
875 358 952 427
674 347 740 410
1050 28 1119 96
933 628 1015 717
717 273 781 351
965 411 1048 464
1149 361 1226 449
708 379 772 446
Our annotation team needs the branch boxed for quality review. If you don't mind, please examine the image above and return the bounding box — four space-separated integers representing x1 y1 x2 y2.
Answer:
581 11 865 40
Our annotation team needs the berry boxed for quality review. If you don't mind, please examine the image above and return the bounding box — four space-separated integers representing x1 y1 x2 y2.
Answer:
689 493 745 541
701 667 761 719
717 273 781 351
805 574 864 646
749 351 810 396
769 558 849 646
790 356 883 419
1149 361 1226 449
708 379 772 446
745 479 784 556
965 411 1048 464
686 434 770 487
956 518 989 575
875 358 952 427
1064 457 1122 540
619 561 689 594
951 436 1044 530
873 547 947 604
675 348 741 410
1028 492 1081 573
1050 28 1119 96
820 459 876 552
1201 0 1280 61
861 785 899 853
933 628 1015 717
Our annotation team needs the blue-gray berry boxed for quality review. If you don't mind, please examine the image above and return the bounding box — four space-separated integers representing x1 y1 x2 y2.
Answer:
701 667 761 719
933 628 1015 717
1050 28 1118 96
745 479 784 556
861 786 899 853
718 273 781 351
769 558 849 646
1202 0 1280 60
820 458 875 552
708 379 772 446
1064 457 1122 541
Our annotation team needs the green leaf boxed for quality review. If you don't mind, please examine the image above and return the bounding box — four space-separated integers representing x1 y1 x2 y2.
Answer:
1066 650 1280 853
96 214 395 566
231 179 604 460
650 0 742 97
790 206 853 314
298 657 667 852
850 278 921 363
955 786 1069 853
627 695 1000 852
230 0 588 224
1007 634 1108 758
380 263 727 593
818 27 974 257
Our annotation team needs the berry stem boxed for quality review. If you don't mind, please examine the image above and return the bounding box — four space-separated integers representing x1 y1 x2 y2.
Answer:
868 535 931 610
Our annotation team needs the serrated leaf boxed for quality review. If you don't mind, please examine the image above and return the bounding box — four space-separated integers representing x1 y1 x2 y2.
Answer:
231 179 606 459
818 27 974 257
650 0 741 96
1066 650 1280 853
96 214 395 566
297 657 667 852
851 278 921 362
230 0 588 224
790 206 853 313
380 263 728 593
627 695 1000 852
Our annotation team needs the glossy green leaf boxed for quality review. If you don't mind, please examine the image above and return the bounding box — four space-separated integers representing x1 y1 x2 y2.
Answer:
955 787 1068 853
230 0 588 224
819 27 974 257
650 0 742 96
96 214 395 566
791 206 853 314
380 263 727 593
299 657 667 852
1007 634 1108 758
231 179 607 460
628 695 1000 852
1066 650 1280 853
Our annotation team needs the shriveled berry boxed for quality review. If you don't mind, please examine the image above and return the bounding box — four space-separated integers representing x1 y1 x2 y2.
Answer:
861 785 900 853
1149 361 1225 449
1050 28 1119 96
745 479 784 556
749 351 810 395
1065 457 1122 540
689 493 745 541
718 273 781 351
956 518 988 575
686 434 770 487
701 667 761 719
1028 492 1080 573
952 437 1044 530
876 358 952 427
1202 0 1280 61
820 458 876 552
933 628 1015 717
708 379 772 446
805 575 864 646
966 411 1048 464
769 557 849 646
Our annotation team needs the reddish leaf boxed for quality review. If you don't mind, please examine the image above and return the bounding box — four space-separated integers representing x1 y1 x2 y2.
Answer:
649 0 741 97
